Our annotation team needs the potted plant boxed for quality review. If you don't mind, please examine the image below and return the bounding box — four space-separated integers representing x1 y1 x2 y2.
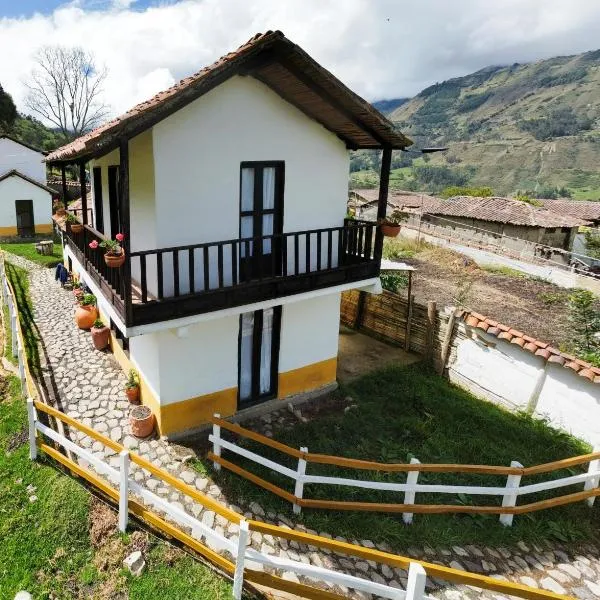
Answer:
89 233 125 268
129 405 154 438
74 293 98 329
72 280 84 302
90 318 110 350
125 369 140 404
65 212 83 234
379 210 407 238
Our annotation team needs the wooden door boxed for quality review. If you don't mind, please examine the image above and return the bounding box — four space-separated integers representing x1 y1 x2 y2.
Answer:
239 162 284 282
15 200 34 237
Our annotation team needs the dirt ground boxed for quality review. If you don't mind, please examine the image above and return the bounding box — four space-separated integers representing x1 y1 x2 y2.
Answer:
337 326 421 383
402 245 573 349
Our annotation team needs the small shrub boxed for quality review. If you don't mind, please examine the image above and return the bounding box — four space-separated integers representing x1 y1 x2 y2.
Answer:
380 272 409 293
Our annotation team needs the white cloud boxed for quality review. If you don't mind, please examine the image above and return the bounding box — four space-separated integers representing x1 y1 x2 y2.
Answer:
2 0 600 124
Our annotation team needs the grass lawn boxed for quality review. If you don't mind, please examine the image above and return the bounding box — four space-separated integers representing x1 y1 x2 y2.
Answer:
1 241 63 268
203 364 600 550
4 261 41 375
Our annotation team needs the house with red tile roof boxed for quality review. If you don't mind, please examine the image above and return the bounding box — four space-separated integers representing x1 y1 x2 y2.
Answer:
47 31 411 438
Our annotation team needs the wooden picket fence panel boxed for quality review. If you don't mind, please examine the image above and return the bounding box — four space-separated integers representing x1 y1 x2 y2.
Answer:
209 416 600 528
0 252 574 600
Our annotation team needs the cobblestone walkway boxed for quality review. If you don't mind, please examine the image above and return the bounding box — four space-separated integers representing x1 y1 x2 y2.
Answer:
10 253 600 599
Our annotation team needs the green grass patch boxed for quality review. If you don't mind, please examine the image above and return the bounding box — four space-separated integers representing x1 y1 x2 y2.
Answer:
480 264 527 278
5 261 40 375
382 237 428 260
1 242 63 268
202 364 599 550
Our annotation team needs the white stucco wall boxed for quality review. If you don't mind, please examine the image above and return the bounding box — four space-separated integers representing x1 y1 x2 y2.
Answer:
0 137 46 183
0 175 52 231
448 324 600 445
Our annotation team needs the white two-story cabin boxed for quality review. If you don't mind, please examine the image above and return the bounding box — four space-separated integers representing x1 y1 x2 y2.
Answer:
47 31 411 438
0 135 54 237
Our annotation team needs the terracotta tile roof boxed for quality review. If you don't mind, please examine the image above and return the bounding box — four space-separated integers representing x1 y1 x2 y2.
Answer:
462 310 600 384
351 190 589 228
537 199 600 224
47 31 411 163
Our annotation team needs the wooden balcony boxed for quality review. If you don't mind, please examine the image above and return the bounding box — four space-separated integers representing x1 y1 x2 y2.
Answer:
64 219 380 328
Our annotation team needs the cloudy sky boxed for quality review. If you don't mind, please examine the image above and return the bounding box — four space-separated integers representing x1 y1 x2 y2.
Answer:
2 0 600 120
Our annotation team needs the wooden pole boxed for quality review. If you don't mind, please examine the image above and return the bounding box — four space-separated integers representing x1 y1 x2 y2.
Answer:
354 290 367 330
119 138 133 326
426 301 437 362
438 308 457 375
61 164 68 210
405 293 414 352
374 147 392 264
79 162 88 225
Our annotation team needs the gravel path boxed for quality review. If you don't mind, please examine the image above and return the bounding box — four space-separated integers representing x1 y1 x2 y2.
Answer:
8 252 600 599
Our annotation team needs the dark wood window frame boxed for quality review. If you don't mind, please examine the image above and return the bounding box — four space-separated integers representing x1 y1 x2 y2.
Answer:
92 166 104 234
237 305 282 408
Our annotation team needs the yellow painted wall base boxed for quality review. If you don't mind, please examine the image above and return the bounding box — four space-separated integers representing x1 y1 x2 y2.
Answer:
278 357 338 399
0 224 54 236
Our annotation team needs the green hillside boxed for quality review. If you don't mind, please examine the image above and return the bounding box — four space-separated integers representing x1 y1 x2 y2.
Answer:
359 49 600 199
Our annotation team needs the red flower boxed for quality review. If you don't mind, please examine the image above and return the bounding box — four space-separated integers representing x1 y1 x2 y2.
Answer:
89 240 99 249
115 233 124 242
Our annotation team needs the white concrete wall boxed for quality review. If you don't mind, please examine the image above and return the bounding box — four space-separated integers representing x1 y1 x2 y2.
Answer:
448 324 600 445
90 149 119 236
0 137 46 182
279 293 341 373
0 175 52 231
150 75 349 297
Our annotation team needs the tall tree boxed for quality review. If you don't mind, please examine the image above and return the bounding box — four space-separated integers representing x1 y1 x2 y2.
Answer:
25 46 109 140
0 83 17 132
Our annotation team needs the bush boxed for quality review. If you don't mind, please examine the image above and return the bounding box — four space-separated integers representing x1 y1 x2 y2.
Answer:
380 272 409 293
518 106 593 141
567 289 600 355
441 186 493 198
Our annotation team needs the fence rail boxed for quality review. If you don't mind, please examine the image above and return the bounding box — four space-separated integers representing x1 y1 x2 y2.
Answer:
209 415 600 527
0 251 574 600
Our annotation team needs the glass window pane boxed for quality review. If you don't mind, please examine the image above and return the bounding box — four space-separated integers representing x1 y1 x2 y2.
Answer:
241 216 253 257
260 308 273 395
239 312 254 401
262 213 273 254
263 167 276 210
241 168 254 212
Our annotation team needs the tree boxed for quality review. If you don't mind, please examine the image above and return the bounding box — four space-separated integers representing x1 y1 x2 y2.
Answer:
25 46 109 140
584 229 600 260
567 289 600 355
0 83 17 132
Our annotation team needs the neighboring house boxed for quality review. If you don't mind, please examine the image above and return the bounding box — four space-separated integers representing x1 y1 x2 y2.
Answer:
47 31 411 438
0 135 54 237
351 190 589 264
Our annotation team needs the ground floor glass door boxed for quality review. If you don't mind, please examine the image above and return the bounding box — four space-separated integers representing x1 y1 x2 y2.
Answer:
239 306 281 406
15 200 34 237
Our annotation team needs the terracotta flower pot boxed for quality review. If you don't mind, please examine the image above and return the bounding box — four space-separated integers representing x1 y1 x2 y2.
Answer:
104 251 125 268
381 223 401 238
126 385 140 404
70 223 83 234
130 405 154 438
74 304 98 329
91 325 110 350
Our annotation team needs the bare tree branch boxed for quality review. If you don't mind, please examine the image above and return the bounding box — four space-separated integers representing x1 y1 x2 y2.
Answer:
24 45 110 141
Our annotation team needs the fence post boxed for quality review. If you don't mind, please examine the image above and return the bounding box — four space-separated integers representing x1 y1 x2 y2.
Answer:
118 450 130 533
293 446 308 515
499 461 523 527
212 413 222 471
11 312 18 357
405 562 427 600
584 447 600 507
403 457 421 525
426 301 437 363
232 520 249 600
26 397 37 460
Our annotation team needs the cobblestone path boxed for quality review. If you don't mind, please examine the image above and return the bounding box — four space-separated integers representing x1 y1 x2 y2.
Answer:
9 252 600 600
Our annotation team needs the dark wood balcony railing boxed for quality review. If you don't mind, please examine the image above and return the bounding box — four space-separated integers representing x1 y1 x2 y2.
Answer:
64 216 380 327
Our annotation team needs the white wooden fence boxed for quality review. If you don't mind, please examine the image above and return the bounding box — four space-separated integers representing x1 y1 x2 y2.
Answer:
210 414 600 526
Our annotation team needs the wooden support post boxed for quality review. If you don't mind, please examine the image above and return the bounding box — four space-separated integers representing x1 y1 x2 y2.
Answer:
118 449 130 533
404 293 414 352
233 520 249 600
212 414 222 471
403 457 420 525
426 301 437 362
354 290 367 330
27 398 37 461
61 163 68 210
119 138 133 325
499 460 523 527
584 447 600 508
406 563 427 600
438 308 457 375
293 446 308 515
374 147 392 264
79 162 88 225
